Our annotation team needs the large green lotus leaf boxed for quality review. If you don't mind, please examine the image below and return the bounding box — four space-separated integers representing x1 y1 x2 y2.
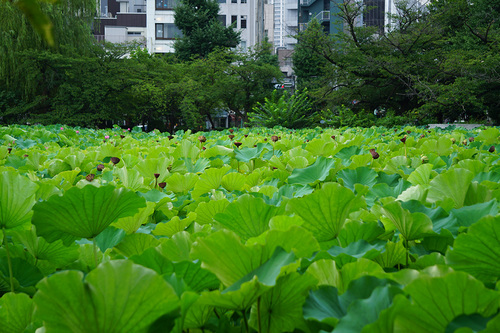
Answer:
234 145 265 162
34 260 179 333
373 241 406 268
247 225 320 259
194 199 230 225
475 127 500 145
337 220 385 247
446 215 500 283
221 172 246 192
32 185 146 246
303 285 343 327
214 194 285 241
197 276 271 311
153 212 197 238
464 182 494 206
135 157 173 183
381 200 434 241
427 168 474 208
191 165 231 199
94 226 126 252
111 202 155 234
419 137 453 156
166 173 199 193
432 200 498 236
131 248 219 292
113 167 146 191
173 140 200 160
0 171 38 229
113 233 160 257
13 226 79 267
0 292 34 333
335 146 362 165
190 230 261 287
0 256 44 290
337 167 378 191
248 272 317 333
391 271 500 333
407 163 434 185
286 156 309 171
183 157 211 174
455 159 486 177
158 231 193 262
445 313 495 333
288 156 336 185
327 240 387 262
287 183 365 242
335 284 405 333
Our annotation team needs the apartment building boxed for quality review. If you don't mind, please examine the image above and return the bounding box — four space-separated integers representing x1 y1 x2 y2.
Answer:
95 0 147 44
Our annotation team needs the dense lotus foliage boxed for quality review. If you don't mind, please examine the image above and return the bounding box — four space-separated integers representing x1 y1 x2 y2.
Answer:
0 124 499 332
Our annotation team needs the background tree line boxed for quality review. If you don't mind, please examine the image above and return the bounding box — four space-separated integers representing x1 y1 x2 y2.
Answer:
0 0 282 132
293 0 500 126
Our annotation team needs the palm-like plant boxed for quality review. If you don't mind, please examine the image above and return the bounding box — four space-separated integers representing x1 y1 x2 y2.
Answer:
249 89 313 129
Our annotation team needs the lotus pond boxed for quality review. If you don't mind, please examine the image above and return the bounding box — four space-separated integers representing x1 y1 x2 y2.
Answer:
0 124 499 332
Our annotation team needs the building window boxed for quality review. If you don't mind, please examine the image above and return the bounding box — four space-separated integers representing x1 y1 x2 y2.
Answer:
218 15 226 27
218 0 226 2
156 23 183 39
231 15 237 27
241 15 247 29
240 40 247 52
127 31 142 35
155 0 179 10
231 0 237 3
241 0 246 3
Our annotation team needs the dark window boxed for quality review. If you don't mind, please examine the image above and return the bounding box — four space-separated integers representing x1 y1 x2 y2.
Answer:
218 0 226 2
218 15 226 27
155 23 183 39
231 0 237 3
363 0 385 32
241 15 247 29
155 0 179 10
241 0 247 3
231 15 237 26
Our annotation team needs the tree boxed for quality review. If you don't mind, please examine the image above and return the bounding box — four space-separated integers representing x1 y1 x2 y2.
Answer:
174 0 240 61
294 0 500 124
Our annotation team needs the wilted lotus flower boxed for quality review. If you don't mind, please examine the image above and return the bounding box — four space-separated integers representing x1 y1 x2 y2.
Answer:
489 146 495 153
469 137 474 142
202 146 206 150
229 129 234 133
394 129 398 132
271 135 279 142
120 135 125 139
86 174 95 182
154 173 160 179
400 137 407 144
420 134 425 139
24 154 29 158
158 182 166 189
331 135 336 140
450 138 456 144
110 157 120 165
7 148 12 153
229 134 235 140
462 140 468 145
96 164 105 171
244 134 248 138
369 149 379 159
234 142 242 148
198 135 206 143
421 155 429 164
168 135 174 140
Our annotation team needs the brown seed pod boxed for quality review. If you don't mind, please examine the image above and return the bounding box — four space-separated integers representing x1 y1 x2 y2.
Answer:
421 156 429 164
198 135 206 143
469 137 474 142
489 146 495 153
229 129 234 133
450 138 456 144
96 164 105 171
158 182 166 189
234 142 242 148
229 134 235 140
369 149 379 159
154 173 160 179
271 135 279 142
86 174 95 182
168 135 174 140
120 135 125 139
400 137 407 144
331 135 336 140
110 157 120 165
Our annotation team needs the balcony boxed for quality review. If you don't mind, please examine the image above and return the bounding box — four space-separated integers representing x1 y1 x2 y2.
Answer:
313 10 330 22
300 0 317 6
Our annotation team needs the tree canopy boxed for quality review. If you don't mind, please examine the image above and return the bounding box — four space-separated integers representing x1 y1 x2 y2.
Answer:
293 0 500 124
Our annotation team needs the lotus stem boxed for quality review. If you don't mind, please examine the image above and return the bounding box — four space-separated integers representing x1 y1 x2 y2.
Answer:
242 310 249 333
257 297 262 333
405 239 409 267
93 238 98 269
2 227 14 293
